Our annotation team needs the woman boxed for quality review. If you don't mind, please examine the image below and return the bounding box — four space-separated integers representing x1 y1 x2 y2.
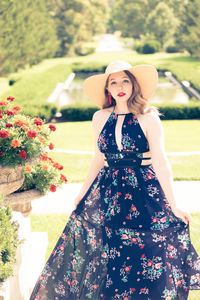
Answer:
30 61 200 300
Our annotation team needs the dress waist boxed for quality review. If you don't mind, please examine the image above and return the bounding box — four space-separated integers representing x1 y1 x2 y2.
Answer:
104 157 151 169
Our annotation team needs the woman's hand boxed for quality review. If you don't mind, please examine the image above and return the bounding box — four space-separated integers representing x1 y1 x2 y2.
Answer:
172 207 192 225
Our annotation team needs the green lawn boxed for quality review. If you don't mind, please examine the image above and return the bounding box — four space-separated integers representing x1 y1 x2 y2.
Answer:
30 212 200 299
48 120 200 181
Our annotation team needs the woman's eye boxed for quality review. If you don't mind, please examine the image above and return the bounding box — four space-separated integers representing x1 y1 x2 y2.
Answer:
123 79 130 84
110 81 116 85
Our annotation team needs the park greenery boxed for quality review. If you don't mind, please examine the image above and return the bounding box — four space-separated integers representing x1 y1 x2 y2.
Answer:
0 197 20 284
0 0 200 76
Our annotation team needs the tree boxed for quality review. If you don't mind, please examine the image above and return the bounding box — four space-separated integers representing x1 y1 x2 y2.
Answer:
0 0 58 75
111 0 148 37
175 0 200 56
145 2 179 48
47 0 108 56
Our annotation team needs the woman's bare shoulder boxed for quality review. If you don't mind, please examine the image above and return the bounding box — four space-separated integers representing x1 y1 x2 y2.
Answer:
92 107 114 132
137 110 161 126
92 107 113 123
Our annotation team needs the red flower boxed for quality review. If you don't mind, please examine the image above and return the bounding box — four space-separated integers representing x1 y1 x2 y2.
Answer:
41 153 48 161
0 152 3 157
4 110 14 115
13 106 21 112
53 162 63 170
60 174 67 183
19 150 27 159
49 143 54 150
34 117 43 126
27 130 37 138
0 101 8 106
49 124 56 131
125 266 131 272
6 123 13 128
50 184 56 192
0 114 3 118
7 96 15 101
0 130 10 138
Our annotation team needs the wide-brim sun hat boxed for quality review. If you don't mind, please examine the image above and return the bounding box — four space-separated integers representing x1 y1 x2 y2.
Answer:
83 60 158 107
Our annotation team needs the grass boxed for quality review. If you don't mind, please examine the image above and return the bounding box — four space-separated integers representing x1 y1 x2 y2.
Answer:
30 212 200 299
48 120 200 181
0 63 72 107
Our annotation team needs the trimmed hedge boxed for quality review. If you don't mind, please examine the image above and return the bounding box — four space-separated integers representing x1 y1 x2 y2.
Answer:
22 103 57 121
60 102 200 121
60 104 99 121
157 103 200 120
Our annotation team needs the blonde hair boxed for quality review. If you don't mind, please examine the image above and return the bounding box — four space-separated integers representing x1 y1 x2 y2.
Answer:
103 70 161 116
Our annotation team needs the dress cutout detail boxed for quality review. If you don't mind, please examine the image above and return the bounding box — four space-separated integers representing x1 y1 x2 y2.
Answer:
30 111 200 300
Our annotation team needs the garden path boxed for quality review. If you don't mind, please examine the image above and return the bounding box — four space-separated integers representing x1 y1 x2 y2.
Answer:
31 181 200 215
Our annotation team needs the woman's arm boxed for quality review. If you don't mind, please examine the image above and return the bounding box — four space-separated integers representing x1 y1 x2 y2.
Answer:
74 111 105 208
145 111 191 224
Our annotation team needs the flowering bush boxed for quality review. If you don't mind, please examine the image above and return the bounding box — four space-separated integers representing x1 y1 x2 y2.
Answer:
20 152 68 194
0 96 56 167
0 96 68 194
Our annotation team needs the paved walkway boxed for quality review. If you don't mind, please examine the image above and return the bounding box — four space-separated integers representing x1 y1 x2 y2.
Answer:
31 181 200 216
96 33 126 52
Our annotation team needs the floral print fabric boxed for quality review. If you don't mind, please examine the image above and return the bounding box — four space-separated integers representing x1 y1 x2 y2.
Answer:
30 111 200 300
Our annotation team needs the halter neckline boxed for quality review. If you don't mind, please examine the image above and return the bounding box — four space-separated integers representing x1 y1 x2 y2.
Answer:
112 111 133 116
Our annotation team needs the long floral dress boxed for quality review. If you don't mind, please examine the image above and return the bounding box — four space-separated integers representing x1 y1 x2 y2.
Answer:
30 110 200 300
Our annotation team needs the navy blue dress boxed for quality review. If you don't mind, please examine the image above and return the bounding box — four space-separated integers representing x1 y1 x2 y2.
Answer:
30 110 200 300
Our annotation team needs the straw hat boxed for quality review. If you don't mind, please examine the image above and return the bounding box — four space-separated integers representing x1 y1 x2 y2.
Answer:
83 60 158 107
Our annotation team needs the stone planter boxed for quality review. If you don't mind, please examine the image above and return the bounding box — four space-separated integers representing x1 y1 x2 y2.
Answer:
0 165 25 196
0 154 41 196
4 189 42 217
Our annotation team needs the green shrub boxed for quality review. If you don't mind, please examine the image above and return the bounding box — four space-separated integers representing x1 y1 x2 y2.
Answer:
74 43 96 56
134 40 161 54
165 45 180 53
157 102 200 120
60 102 200 121
61 103 99 121
71 62 106 73
22 104 57 121
0 198 20 284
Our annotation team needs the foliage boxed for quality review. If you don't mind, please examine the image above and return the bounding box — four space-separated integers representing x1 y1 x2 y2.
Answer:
47 0 109 56
111 0 148 38
19 152 68 194
60 102 200 121
74 42 96 56
175 0 200 57
0 97 56 167
165 45 181 53
0 0 58 75
0 198 20 284
134 39 161 54
145 2 179 48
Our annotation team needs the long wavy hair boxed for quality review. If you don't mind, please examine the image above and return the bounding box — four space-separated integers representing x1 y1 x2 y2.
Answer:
103 70 161 116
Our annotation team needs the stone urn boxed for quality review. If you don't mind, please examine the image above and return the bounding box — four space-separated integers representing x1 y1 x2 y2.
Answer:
0 164 25 196
0 154 41 217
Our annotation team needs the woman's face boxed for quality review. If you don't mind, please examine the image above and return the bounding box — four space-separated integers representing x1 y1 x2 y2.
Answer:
107 71 133 103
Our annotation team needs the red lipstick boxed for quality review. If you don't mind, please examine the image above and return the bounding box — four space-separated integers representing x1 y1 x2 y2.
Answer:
118 92 126 97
